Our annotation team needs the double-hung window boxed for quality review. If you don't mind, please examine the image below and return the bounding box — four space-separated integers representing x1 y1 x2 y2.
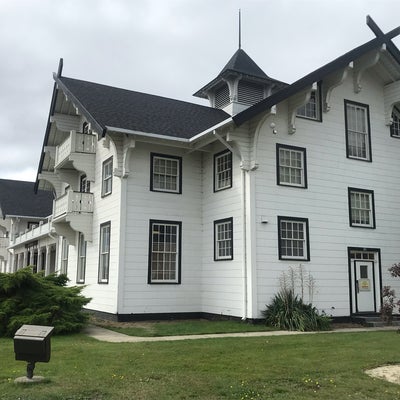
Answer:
214 217 233 261
102 158 113 196
345 100 371 161
98 222 111 283
348 188 375 228
77 233 87 284
276 144 307 188
390 107 400 138
214 150 232 192
148 220 181 283
150 153 182 194
297 83 321 121
60 237 69 274
278 216 310 261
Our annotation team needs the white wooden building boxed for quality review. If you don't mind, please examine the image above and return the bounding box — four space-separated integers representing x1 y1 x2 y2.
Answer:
7 17 400 321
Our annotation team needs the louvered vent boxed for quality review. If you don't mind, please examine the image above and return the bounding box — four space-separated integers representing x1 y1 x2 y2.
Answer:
215 84 230 109
238 81 264 106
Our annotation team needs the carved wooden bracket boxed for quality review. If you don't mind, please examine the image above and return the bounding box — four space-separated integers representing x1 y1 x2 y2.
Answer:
288 85 314 134
122 137 136 178
323 65 350 112
353 45 385 93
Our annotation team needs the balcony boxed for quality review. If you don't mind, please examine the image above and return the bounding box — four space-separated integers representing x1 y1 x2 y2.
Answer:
53 190 94 242
54 131 96 181
9 222 52 248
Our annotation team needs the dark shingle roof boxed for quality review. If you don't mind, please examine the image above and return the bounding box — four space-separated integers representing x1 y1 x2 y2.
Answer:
57 77 230 139
0 179 53 219
219 48 270 79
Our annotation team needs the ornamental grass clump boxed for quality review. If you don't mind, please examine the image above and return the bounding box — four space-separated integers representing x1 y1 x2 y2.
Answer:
262 288 331 331
0 267 91 337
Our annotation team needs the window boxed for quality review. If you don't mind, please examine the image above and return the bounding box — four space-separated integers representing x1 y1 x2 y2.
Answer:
150 153 182 194
148 220 181 284
297 83 321 121
276 144 307 188
278 216 310 261
98 222 111 283
80 174 91 193
60 237 69 274
214 150 232 192
345 100 371 161
214 218 233 261
390 107 400 138
77 233 87 284
348 188 375 228
102 158 113 196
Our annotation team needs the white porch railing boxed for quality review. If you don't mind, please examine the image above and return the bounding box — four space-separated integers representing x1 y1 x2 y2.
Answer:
55 131 96 167
53 191 94 219
9 221 52 247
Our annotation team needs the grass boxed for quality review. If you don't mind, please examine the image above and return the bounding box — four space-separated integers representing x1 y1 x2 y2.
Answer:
92 318 274 337
1 330 400 399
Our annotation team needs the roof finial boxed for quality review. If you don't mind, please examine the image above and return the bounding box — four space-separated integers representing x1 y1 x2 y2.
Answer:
238 9 242 49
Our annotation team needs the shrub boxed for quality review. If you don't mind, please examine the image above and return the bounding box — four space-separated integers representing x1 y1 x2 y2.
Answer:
0 267 91 337
263 289 331 332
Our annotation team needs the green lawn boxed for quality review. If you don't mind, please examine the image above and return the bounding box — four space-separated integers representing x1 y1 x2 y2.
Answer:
1 331 400 399
93 319 274 337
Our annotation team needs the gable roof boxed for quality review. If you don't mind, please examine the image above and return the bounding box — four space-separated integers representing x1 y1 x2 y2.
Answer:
233 24 400 126
56 76 230 139
0 179 53 219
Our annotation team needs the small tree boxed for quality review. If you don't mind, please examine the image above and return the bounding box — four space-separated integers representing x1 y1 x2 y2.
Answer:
0 267 91 337
380 264 400 323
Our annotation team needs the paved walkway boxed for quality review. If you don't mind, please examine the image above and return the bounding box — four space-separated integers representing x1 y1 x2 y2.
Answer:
83 324 399 343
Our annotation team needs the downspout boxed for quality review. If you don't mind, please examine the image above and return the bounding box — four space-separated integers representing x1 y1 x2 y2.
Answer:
241 167 248 320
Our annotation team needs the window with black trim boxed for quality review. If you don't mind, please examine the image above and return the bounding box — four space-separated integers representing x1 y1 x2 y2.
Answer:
214 217 233 261
77 233 87 284
98 222 111 283
278 216 310 261
297 83 322 121
150 153 182 194
345 100 371 161
391 107 400 138
276 144 307 188
148 220 181 283
348 188 375 228
214 150 232 192
102 157 113 196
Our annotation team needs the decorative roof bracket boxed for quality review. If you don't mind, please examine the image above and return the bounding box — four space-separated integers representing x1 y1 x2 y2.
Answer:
353 45 386 93
323 65 351 112
288 85 314 134
122 137 136 178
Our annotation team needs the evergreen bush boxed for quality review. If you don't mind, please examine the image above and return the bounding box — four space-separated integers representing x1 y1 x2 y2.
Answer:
0 267 91 337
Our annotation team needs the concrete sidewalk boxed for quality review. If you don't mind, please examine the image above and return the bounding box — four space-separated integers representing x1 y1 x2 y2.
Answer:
83 324 399 343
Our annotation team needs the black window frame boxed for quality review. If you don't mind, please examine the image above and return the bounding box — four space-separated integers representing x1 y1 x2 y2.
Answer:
101 157 113 197
276 143 308 189
348 187 376 229
296 82 323 122
390 106 400 138
213 150 233 192
76 232 87 284
214 217 234 261
150 153 182 194
148 219 182 284
344 100 372 162
277 216 310 261
98 221 111 284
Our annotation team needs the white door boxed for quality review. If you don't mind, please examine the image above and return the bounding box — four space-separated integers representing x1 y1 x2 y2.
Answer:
354 260 375 312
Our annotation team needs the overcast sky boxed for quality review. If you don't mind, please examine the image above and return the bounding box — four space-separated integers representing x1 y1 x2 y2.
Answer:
1 0 400 182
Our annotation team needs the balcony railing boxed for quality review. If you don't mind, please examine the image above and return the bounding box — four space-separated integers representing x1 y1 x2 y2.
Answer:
9 221 52 247
55 131 96 167
54 191 94 219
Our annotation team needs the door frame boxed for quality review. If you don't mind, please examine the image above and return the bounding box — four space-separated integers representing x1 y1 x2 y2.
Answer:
347 247 382 315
